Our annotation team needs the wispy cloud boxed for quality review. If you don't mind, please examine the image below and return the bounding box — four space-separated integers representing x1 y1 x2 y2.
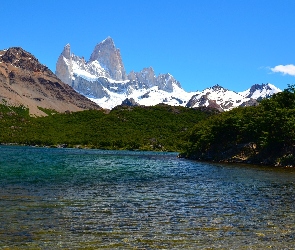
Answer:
271 64 295 76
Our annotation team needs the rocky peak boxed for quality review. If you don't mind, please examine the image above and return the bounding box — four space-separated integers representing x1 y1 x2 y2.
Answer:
1 47 48 73
128 67 156 87
127 67 181 92
127 71 137 81
156 73 181 92
239 83 281 99
141 67 155 77
121 98 140 107
89 37 115 62
249 83 271 93
55 44 73 85
186 93 223 112
210 84 226 91
61 43 71 59
89 37 127 81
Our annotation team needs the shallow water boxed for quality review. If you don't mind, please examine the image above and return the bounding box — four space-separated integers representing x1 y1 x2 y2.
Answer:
0 145 295 249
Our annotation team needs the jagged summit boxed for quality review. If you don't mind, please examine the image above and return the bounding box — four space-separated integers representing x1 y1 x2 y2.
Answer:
61 43 71 59
1 47 49 73
127 67 182 92
210 84 225 90
56 37 127 82
250 83 277 93
102 36 113 43
239 83 281 100
89 37 126 81
89 37 115 62
90 37 114 60
56 44 73 85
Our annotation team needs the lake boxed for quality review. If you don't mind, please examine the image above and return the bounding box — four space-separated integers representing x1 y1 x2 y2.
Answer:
0 145 295 249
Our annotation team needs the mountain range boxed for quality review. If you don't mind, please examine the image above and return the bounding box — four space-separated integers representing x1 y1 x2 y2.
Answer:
0 39 282 116
56 37 281 111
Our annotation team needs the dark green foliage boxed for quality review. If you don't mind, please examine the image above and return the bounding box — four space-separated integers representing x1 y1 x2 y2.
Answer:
0 104 30 143
0 104 214 152
182 85 295 166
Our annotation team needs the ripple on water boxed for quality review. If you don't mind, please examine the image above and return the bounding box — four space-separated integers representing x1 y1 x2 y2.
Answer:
0 146 295 248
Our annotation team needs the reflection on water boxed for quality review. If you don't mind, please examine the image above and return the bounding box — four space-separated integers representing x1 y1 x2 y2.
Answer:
0 146 295 249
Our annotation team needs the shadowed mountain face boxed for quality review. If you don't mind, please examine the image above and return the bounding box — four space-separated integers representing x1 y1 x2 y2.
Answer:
0 47 101 116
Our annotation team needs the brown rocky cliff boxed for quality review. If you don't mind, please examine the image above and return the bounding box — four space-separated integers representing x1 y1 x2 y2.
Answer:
0 47 101 116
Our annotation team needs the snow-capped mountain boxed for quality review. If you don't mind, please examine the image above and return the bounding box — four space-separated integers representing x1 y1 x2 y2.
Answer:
56 37 281 111
239 83 281 100
56 37 196 109
186 85 258 111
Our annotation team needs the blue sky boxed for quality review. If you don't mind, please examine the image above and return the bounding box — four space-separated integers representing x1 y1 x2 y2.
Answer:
2 0 295 92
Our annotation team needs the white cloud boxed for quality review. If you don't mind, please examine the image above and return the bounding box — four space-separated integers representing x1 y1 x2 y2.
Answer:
271 64 295 76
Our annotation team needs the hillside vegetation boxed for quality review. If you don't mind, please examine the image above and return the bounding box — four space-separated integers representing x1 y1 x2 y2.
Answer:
2 85 295 167
0 104 216 152
180 85 295 166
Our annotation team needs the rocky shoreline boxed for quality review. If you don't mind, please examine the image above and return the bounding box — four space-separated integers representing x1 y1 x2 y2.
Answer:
179 142 295 168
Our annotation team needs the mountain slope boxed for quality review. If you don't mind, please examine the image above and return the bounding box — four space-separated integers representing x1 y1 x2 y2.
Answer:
0 47 101 116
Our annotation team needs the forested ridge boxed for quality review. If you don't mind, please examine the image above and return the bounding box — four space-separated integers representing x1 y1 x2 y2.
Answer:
181 85 295 166
0 104 216 152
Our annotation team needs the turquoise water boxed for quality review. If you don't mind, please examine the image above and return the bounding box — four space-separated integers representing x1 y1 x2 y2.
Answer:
0 146 295 249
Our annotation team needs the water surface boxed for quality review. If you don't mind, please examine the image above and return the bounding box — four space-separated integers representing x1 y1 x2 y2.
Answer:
0 146 295 249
